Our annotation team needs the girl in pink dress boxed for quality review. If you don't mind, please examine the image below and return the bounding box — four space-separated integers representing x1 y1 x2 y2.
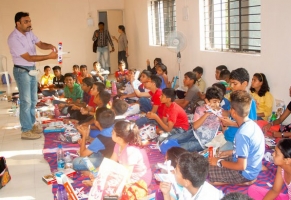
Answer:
111 121 152 186
248 139 291 200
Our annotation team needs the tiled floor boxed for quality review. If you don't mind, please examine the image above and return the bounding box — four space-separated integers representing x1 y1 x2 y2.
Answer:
0 83 53 200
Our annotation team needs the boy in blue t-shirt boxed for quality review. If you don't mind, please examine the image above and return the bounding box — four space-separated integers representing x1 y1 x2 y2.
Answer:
208 90 265 185
219 68 257 151
72 107 115 171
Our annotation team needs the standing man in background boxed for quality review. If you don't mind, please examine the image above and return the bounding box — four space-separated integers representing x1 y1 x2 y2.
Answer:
92 22 115 72
7 12 57 140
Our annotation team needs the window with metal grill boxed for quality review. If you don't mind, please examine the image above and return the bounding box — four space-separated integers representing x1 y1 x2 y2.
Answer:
204 0 261 53
149 0 176 46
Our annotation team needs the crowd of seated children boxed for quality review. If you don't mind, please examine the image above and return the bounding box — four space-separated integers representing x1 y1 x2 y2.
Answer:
90 61 109 83
160 152 224 200
262 86 291 139
172 87 224 152
77 65 92 84
115 61 128 88
146 88 189 142
111 121 152 185
73 107 116 171
56 73 83 114
248 138 291 200
119 69 140 103
212 83 231 111
138 70 152 92
208 90 265 186
155 63 169 89
193 66 206 93
72 64 80 77
68 77 94 124
175 72 201 114
42 66 64 97
146 57 162 75
250 73 274 121
133 74 163 128
219 68 257 151
219 69 231 94
40 65 55 94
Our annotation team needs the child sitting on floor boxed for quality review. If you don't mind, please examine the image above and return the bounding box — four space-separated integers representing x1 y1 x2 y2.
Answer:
212 83 231 111
215 65 228 81
219 69 231 95
40 65 55 92
174 87 224 152
155 147 188 200
119 69 140 103
248 138 291 200
220 68 257 151
146 88 189 142
160 152 224 200
73 107 116 171
146 57 162 75
91 61 109 83
72 64 80 77
112 99 129 122
77 65 92 84
156 63 169 89
208 90 265 185
111 121 152 185
55 73 83 113
175 72 201 114
115 61 128 87
80 90 111 129
132 74 163 128
138 70 152 92
250 73 274 121
68 77 94 124
86 99 129 139
262 86 291 139
193 66 206 93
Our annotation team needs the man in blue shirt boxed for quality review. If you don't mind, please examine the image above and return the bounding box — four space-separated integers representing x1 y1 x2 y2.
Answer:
208 90 264 185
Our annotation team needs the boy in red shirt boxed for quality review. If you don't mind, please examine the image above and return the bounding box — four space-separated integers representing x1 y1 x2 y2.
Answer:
115 61 128 87
147 88 189 142
132 74 163 128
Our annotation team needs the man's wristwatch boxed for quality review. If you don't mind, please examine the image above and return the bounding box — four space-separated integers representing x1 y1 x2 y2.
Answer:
217 159 224 168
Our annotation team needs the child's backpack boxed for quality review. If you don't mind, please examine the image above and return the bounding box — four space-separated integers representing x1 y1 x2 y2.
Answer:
0 157 11 189
1 74 12 84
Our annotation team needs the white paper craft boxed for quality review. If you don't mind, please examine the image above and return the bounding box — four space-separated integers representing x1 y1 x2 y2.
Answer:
205 105 222 117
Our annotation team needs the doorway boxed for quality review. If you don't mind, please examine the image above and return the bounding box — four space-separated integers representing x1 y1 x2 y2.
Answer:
97 10 123 74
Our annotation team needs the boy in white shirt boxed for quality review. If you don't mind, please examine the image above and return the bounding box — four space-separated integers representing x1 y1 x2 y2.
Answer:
160 152 224 200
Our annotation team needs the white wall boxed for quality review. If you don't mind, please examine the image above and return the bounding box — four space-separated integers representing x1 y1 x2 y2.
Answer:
124 0 291 123
0 0 124 76
1 0 291 122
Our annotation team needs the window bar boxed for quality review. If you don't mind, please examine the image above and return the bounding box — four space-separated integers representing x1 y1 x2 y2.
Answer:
238 0 242 50
227 0 230 49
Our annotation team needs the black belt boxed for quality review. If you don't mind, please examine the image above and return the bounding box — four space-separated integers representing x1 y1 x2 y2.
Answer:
98 46 108 48
14 65 33 72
